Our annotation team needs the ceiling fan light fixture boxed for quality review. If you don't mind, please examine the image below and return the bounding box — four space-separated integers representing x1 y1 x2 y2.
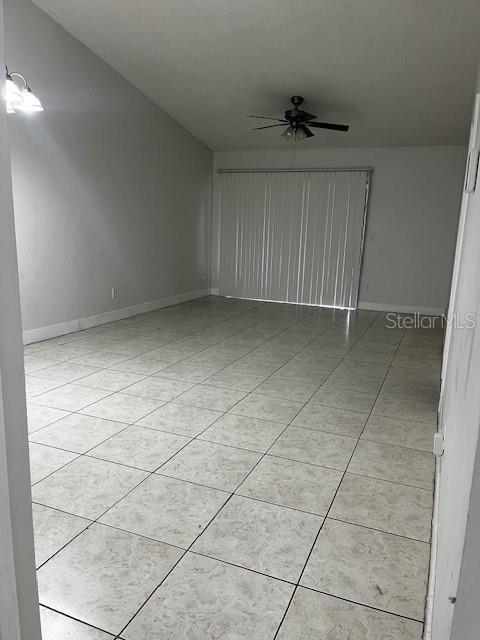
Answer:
250 96 349 140
295 126 308 140
281 125 295 139
300 124 315 139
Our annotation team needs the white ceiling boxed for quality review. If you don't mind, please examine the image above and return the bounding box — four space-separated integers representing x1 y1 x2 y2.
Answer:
31 0 480 150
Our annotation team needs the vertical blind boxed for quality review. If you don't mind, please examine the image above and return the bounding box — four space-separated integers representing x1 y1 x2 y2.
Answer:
217 169 370 309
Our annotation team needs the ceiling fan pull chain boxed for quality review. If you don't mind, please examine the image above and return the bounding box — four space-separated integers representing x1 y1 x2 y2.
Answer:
290 134 296 168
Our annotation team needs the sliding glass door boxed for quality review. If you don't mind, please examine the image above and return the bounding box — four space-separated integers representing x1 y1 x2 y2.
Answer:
217 169 370 309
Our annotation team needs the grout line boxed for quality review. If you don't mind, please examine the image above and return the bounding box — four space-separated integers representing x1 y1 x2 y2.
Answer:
35 520 93 571
29 451 83 488
343 470 434 492
39 604 117 638
298 585 426 624
325 516 431 545
187 548 299 585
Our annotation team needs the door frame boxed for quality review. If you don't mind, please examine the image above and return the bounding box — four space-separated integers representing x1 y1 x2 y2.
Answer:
426 91 480 640
0 371 22 640
0 0 42 637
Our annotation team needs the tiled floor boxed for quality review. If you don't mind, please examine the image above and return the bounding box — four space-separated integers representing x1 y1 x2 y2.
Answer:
25 296 440 639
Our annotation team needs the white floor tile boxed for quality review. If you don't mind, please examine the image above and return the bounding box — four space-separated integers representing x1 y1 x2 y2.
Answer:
80 392 164 423
37 523 182 636
89 425 190 470
158 439 261 491
26 298 437 638
30 414 127 454
32 456 148 519
100 474 228 547
122 553 293 640
192 495 322 582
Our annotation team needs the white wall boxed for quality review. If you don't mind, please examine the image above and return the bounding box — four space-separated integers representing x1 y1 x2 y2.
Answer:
213 146 466 313
450 448 480 640
0 0 41 637
5 0 212 337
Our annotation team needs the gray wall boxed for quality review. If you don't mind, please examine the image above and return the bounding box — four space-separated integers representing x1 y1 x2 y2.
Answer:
214 146 466 313
5 0 212 334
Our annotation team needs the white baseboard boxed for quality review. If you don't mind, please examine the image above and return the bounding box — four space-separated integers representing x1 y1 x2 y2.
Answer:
358 301 445 316
23 289 210 345
208 294 445 316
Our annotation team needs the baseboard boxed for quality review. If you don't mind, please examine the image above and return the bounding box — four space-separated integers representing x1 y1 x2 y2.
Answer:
358 301 445 316
208 293 445 316
23 289 210 345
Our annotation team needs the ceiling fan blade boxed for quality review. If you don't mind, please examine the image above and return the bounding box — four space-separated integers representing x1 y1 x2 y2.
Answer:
253 124 286 130
300 125 315 138
299 110 317 121
247 115 288 123
308 121 350 131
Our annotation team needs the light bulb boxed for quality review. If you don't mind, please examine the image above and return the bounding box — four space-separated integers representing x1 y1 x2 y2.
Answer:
295 127 308 140
282 125 295 139
4 74 23 104
15 87 44 113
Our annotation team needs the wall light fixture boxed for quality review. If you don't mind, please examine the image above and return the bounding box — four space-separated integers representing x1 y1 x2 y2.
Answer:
4 67 44 114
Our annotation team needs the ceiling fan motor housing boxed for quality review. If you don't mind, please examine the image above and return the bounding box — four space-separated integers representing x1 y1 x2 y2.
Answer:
285 97 314 125
290 96 304 106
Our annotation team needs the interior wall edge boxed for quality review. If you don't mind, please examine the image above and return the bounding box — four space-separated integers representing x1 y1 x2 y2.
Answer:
23 287 210 345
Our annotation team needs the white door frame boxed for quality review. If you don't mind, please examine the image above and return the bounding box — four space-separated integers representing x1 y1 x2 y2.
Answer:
0 371 22 639
427 90 480 640
0 0 42 637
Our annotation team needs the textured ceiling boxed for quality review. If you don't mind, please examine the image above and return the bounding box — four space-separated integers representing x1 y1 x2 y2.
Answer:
30 0 480 150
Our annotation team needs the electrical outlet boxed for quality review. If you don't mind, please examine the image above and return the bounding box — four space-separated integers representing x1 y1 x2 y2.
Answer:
200 275 208 285
111 288 117 299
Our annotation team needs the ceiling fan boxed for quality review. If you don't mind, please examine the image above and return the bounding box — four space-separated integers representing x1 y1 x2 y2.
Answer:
248 96 349 140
